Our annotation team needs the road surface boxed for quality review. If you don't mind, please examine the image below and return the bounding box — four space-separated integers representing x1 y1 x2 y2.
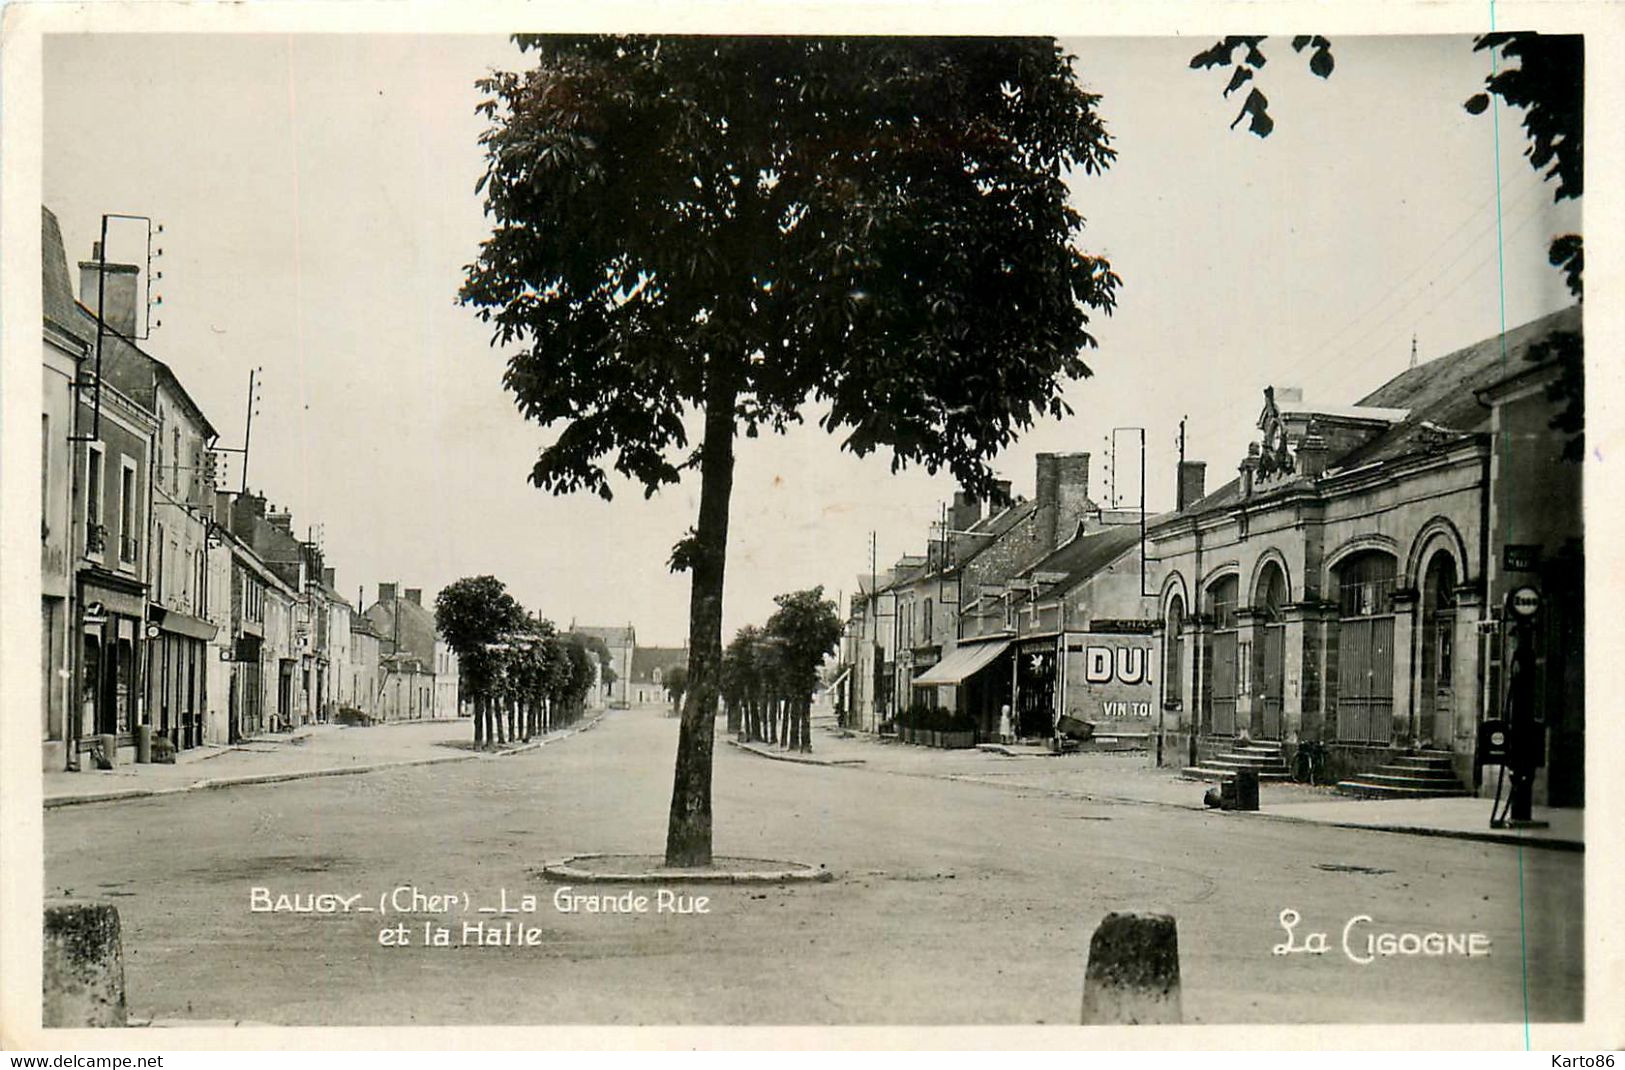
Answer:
44 702 1581 1026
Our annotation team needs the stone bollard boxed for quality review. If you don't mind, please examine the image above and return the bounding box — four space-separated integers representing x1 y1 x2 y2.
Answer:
43 900 128 1027
1080 911 1182 1025
1232 769 1260 811
135 724 152 764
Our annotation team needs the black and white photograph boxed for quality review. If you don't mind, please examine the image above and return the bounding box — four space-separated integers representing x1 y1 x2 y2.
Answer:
2 0 1619 1051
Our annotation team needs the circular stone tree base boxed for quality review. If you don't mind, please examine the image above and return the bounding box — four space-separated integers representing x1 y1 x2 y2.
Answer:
537 853 833 884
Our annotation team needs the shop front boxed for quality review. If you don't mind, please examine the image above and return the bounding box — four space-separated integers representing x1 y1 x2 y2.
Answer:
909 638 1012 740
77 573 146 763
1061 626 1157 744
147 605 218 749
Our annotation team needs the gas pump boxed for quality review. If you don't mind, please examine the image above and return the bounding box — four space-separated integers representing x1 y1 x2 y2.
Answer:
1492 585 1549 830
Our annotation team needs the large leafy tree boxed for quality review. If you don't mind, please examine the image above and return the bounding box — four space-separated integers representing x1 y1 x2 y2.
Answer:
462 35 1119 864
434 576 526 745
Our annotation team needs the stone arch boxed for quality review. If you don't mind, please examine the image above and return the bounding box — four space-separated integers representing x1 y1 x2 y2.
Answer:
1160 571 1190 620
1324 534 1401 579
1249 549 1293 609
1404 516 1471 589
1198 561 1241 596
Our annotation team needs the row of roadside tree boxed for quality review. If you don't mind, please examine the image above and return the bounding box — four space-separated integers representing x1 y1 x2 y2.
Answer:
721 587 842 754
433 575 611 746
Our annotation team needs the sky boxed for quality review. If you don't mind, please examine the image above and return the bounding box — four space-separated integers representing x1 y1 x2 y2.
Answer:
42 32 1579 645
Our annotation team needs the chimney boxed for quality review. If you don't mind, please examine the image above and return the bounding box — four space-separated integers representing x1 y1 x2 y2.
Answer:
322 567 336 589
379 582 398 604
949 490 982 535
78 242 141 338
991 479 1014 509
1035 452 1091 551
1176 461 1207 512
404 588 422 607
267 510 293 535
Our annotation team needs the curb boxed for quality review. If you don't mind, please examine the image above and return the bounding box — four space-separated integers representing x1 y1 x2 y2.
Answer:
44 711 606 810
1242 809 1584 852
725 739 864 767
791 734 1585 853
537 852 834 884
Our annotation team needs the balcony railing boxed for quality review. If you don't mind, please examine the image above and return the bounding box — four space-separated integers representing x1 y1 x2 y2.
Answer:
86 522 107 556
120 534 140 564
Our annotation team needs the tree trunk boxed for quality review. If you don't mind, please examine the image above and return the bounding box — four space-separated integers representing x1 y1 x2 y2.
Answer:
800 695 812 754
474 694 485 745
664 374 738 868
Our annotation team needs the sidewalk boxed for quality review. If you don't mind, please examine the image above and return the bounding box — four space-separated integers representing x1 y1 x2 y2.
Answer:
733 719 1583 851
43 713 603 808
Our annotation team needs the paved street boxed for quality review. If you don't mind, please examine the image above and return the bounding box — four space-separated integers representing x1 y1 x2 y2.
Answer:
45 702 1581 1027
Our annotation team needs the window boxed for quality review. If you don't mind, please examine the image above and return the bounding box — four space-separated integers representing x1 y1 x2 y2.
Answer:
155 408 166 490
1209 575 1239 630
85 445 105 556
1164 594 1185 710
118 460 138 564
1337 552 1396 618
171 428 181 492
923 599 933 645
154 525 165 600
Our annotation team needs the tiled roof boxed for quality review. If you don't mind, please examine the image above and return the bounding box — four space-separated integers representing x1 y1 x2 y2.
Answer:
1166 305 1580 519
630 646 688 682
1334 304 1580 468
42 207 87 343
574 624 635 646
1036 525 1144 597
364 596 440 662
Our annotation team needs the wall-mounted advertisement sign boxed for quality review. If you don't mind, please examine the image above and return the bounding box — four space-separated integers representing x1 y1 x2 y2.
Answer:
1062 631 1157 730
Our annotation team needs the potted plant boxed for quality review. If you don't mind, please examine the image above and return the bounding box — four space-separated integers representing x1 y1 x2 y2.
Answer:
944 709 976 749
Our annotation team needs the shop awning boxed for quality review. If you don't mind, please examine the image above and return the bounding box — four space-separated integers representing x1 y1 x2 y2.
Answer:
148 605 219 642
911 639 1011 687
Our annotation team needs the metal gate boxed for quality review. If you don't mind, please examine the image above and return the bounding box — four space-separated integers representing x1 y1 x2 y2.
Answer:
1336 616 1394 743
1210 631 1237 736
1260 624 1284 739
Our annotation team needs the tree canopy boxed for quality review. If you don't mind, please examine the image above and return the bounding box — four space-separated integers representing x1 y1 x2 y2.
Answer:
462 35 1120 864
461 35 1119 505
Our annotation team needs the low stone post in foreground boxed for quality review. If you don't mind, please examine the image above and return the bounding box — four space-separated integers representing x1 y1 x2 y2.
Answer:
1080 911 1182 1025
43 900 127 1027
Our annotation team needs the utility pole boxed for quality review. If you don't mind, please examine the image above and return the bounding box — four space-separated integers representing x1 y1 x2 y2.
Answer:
1175 415 1188 510
209 367 260 494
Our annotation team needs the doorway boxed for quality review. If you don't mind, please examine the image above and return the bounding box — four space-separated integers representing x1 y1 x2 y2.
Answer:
1419 552 1457 747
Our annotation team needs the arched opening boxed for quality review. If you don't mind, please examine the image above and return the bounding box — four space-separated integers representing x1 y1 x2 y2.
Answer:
1205 575 1240 736
1253 562 1288 740
1419 551 1458 747
1333 551 1397 743
1164 593 1185 714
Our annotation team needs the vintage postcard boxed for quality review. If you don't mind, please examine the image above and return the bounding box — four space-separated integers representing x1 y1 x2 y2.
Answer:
2 0 1619 1052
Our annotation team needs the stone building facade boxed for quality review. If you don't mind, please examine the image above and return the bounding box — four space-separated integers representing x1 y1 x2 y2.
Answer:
1146 308 1582 805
